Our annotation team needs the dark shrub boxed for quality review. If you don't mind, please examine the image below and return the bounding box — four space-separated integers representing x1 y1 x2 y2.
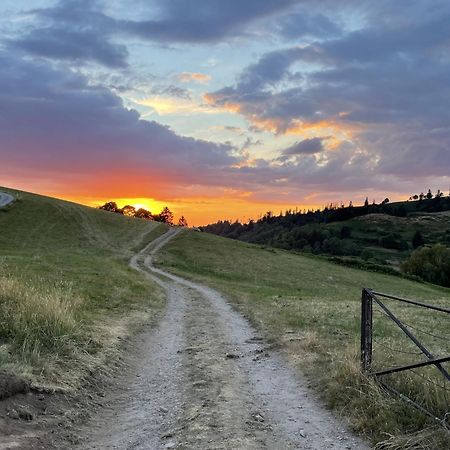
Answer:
401 244 450 287
412 230 425 249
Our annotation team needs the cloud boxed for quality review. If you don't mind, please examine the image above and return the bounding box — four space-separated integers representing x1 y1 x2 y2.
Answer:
281 137 327 156
11 27 128 68
0 49 394 207
0 50 239 197
274 10 342 40
9 0 126 67
6 0 299 68
177 72 211 83
205 2 450 186
119 0 297 43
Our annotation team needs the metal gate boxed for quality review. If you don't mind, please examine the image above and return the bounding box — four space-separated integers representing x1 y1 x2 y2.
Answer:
361 288 450 427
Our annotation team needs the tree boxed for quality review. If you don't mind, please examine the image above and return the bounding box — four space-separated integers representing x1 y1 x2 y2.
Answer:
364 197 369 207
419 192 424 201
412 230 425 249
122 205 136 217
135 208 153 220
178 216 188 227
381 198 390 205
426 189 433 200
159 207 174 225
99 201 119 213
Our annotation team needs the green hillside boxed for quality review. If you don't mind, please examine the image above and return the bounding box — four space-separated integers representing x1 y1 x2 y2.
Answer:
292 212 450 271
0 187 167 389
157 230 450 447
202 197 450 281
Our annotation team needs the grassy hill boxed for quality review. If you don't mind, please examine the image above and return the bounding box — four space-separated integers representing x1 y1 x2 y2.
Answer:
293 211 450 271
202 199 450 280
0 187 167 389
157 230 450 448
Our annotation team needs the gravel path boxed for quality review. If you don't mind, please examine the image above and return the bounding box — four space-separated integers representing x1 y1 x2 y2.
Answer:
79 229 369 449
0 192 14 208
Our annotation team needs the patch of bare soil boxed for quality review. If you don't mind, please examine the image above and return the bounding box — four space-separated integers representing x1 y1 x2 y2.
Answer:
0 371 29 400
0 384 83 449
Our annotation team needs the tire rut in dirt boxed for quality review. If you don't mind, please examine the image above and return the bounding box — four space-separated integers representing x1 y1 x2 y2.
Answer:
174 287 272 449
79 283 187 450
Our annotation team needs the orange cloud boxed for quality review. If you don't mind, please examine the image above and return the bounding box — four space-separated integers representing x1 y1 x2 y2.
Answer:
203 93 363 140
246 116 362 139
177 72 211 83
286 119 362 139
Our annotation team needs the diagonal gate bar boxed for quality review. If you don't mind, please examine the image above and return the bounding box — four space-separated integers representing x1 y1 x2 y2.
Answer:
372 293 450 382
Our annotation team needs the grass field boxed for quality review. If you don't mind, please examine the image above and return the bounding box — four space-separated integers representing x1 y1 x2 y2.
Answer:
0 187 167 389
157 230 450 448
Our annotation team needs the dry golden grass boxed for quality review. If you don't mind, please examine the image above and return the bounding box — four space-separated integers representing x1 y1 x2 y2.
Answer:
0 276 81 354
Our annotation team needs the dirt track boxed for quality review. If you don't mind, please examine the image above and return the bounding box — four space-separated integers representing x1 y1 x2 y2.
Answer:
77 229 368 449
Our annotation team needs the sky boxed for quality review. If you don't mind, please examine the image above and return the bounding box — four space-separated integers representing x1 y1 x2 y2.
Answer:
0 0 449 225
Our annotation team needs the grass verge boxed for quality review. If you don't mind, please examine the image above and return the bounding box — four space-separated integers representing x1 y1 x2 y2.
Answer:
156 230 450 449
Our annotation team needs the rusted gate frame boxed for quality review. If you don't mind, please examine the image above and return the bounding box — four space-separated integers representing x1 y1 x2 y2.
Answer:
360 288 450 425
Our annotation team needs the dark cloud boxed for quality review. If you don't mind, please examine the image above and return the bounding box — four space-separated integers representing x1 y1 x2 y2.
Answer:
12 27 128 68
120 0 297 43
9 0 125 67
282 137 327 156
238 48 304 91
274 10 341 39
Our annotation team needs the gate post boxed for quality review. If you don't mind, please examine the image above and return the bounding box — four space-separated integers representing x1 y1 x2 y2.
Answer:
361 288 373 372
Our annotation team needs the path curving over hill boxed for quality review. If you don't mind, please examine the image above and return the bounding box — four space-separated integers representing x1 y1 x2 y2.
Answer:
79 229 369 449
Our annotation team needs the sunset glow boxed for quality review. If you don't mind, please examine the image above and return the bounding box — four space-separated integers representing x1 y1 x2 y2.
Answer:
1 1 449 225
